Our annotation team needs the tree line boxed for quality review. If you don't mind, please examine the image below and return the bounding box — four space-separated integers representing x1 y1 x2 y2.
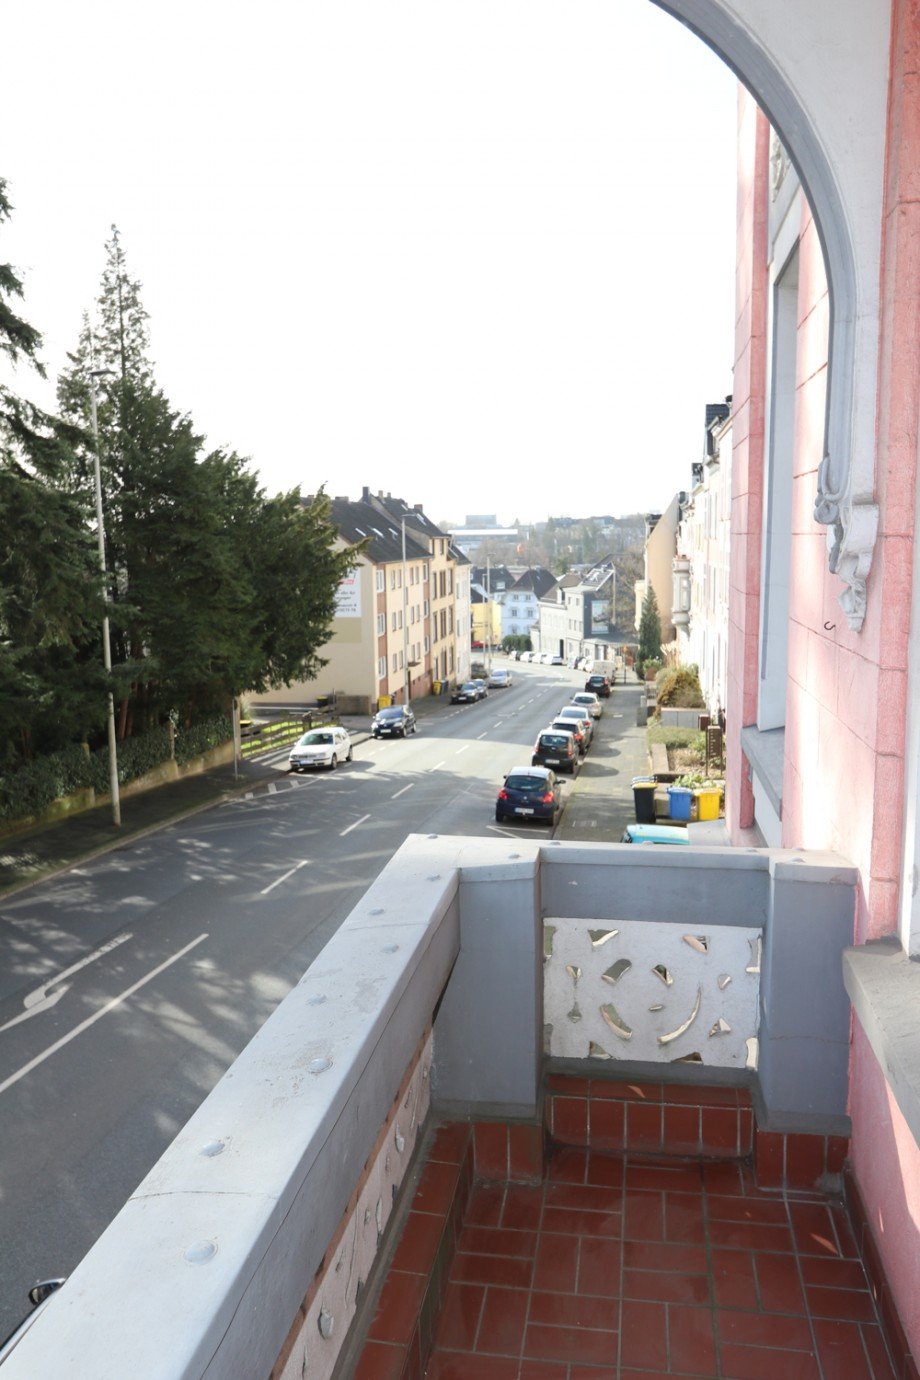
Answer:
0 184 357 775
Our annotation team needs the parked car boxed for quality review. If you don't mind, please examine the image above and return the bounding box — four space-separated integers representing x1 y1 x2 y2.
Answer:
451 681 481 704
549 718 587 756
570 691 603 719
472 678 489 698
532 729 579 774
488 668 512 688
288 726 353 771
495 765 563 825
549 653 565 665
621 823 690 845
585 673 611 697
371 705 418 738
557 705 595 746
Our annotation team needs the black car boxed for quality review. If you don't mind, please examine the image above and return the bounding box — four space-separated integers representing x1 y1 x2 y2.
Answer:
532 729 579 774
371 705 417 738
472 678 489 699
550 717 587 756
451 681 481 704
585 673 611 697
496 765 562 825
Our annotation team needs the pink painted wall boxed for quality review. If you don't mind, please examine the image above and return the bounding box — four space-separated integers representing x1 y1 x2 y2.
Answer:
729 0 920 1356
726 90 768 837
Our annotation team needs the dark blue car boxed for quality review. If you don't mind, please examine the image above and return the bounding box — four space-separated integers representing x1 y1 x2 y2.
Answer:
495 765 562 825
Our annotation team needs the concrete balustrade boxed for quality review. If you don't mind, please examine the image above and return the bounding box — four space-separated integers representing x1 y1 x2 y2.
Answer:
3 836 857 1377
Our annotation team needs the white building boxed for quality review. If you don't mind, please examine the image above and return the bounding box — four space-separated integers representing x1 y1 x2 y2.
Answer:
673 402 732 715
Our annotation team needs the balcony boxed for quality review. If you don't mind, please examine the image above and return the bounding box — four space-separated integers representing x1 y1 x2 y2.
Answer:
2 835 907 1380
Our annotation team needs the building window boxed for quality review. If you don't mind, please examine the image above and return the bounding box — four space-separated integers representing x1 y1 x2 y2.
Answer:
378 657 386 679
391 611 398 631
423 564 429 582
424 599 429 616
424 635 430 653
377 613 385 636
398 650 404 669
392 653 398 673
376 570 385 592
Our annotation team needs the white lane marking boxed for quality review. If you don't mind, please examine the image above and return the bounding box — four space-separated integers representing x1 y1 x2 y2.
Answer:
428 761 446 772
268 782 278 794
0 932 134 1034
476 732 488 740
455 744 471 755
260 859 310 896
0 934 209 1099
485 823 518 838
392 784 414 799
493 721 504 728
340 813 371 837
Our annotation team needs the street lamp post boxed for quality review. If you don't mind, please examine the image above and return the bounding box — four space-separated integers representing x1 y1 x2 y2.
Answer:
89 369 121 827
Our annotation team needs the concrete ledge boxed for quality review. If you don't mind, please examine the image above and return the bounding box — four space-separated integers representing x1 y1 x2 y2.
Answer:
740 725 786 817
843 937 920 1150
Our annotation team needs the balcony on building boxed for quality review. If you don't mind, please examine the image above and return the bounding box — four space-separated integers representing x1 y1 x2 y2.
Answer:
4 835 909 1380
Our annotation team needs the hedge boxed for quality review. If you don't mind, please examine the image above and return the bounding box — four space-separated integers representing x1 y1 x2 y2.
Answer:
0 714 233 825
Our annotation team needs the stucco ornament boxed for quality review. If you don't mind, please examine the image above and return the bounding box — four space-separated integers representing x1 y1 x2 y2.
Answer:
815 466 879 631
769 131 790 199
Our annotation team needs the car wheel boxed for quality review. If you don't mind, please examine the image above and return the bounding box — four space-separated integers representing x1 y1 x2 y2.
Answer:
346 747 353 762
495 811 504 823
329 754 338 771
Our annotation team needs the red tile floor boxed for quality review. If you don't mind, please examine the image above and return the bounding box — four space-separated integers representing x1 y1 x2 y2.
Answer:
425 1146 897 1380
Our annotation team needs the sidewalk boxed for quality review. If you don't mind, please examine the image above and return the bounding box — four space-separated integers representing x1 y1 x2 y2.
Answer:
555 677 651 843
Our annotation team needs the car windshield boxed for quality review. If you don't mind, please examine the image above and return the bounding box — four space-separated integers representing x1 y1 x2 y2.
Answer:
378 708 403 720
539 736 569 750
505 774 545 791
462 683 477 691
297 731 331 745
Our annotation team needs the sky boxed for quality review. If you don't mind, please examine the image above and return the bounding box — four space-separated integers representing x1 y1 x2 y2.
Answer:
2 0 738 529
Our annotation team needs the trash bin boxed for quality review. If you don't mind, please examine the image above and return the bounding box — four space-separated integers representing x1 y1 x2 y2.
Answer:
667 786 693 821
632 776 657 824
695 787 721 820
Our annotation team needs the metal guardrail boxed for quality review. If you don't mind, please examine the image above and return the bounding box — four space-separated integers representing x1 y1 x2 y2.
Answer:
239 714 340 758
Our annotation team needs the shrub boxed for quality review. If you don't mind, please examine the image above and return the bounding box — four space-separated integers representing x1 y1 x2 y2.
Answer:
0 745 93 822
656 666 705 709
647 725 706 753
88 726 173 791
175 714 232 764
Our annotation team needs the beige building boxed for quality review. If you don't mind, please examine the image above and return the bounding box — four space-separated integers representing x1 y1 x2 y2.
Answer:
635 494 682 648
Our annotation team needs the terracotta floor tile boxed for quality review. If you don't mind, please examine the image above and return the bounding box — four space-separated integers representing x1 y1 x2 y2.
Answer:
392 1210 446 1275
619 1297 668 1370
518 1363 569 1380
541 1205 622 1237
577 1236 622 1296
464 1184 504 1227
619 1371 702 1380
529 1289 618 1331
622 1239 708 1274
753 1250 808 1314
586 1154 626 1187
706 1218 795 1253
545 1181 621 1213
354 1340 407 1380
701 1159 749 1195
668 1303 718 1376
828 1203 861 1259
623 1266 710 1305
623 1189 665 1242
711 1247 758 1310
805 1284 878 1322
663 1192 708 1244
501 1184 544 1231
449 1252 533 1290
625 1161 703 1193
476 1285 529 1356
524 1322 618 1366
812 1318 876 1380
432 1283 485 1351
707 1193 789 1226
457 1225 538 1258
368 1270 428 1345
799 1255 869 1290
569 1369 619 1380
718 1308 814 1351
426 1353 520 1379
532 1232 579 1292
415 1159 461 1215
429 1123 472 1164
858 1324 898 1380
789 1201 840 1257
720 1342 821 1380
547 1147 589 1183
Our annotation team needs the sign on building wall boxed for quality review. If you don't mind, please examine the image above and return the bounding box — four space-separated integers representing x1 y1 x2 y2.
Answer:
335 570 362 618
590 597 611 634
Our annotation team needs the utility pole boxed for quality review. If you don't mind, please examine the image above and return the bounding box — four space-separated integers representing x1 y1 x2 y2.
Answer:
89 368 121 827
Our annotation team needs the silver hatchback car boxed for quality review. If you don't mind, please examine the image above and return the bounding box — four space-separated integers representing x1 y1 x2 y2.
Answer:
289 726 353 771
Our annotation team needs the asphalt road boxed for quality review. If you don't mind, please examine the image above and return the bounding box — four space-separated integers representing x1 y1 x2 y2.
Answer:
0 662 638 1338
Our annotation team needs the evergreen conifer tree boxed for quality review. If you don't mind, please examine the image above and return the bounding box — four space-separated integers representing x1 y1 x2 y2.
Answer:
638 586 663 668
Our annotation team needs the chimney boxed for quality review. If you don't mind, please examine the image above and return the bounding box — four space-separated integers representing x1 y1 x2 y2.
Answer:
361 486 370 502
414 503 424 513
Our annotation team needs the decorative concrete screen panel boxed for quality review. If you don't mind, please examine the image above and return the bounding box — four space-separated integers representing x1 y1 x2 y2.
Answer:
544 918 761 1067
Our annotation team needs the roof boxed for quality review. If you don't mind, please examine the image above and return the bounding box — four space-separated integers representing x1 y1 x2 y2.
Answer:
363 489 449 542
511 566 557 598
326 496 430 564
